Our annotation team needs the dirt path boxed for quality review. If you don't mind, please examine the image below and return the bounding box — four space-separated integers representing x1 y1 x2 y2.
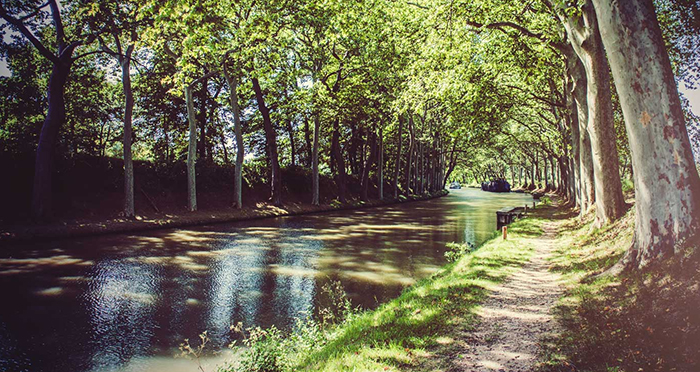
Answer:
451 223 562 372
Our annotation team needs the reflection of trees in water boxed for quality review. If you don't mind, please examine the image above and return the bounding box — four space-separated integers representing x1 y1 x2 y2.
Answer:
207 237 266 346
271 226 322 327
85 259 160 371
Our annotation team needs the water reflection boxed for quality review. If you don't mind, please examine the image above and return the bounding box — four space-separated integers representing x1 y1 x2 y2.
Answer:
207 237 266 345
86 260 160 371
0 189 532 372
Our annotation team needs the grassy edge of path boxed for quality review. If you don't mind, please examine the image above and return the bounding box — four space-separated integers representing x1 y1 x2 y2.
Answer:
538 202 700 372
285 212 547 371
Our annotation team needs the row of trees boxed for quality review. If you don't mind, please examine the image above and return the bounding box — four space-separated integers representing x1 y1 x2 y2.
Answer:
2 0 699 268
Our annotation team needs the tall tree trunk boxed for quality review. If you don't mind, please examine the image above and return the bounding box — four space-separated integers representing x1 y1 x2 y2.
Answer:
286 119 296 167
121 46 135 218
565 67 582 206
252 77 282 206
519 167 523 187
592 0 700 267
331 118 347 202
404 114 415 195
544 155 549 190
361 128 377 201
185 85 198 212
223 65 244 209
561 0 625 224
378 126 384 200
32 60 71 220
312 114 320 205
304 118 312 167
197 80 208 161
565 44 596 213
393 115 403 198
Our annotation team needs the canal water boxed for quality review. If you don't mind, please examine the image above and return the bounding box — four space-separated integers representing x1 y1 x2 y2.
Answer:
0 188 532 372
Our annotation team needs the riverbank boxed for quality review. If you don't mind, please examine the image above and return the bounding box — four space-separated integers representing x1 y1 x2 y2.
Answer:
214 197 699 372
0 190 448 243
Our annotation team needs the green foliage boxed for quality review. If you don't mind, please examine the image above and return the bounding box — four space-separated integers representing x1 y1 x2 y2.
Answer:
318 280 355 328
444 241 475 262
621 178 634 194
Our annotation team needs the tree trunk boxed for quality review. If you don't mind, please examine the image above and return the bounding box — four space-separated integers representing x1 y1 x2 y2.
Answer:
312 114 320 205
331 118 347 202
565 44 596 213
378 126 384 200
220 131 229 165
185 85 198 212
592 0 700 267
404 114 415 195
519 167 523 187
393 115 403 199
361 127 377 201
562 0 625 224
197 80 208 161
286 119 296 167
31 60 71 220
223 65 244 209
304 118 312 167
565 66 582 206
121 46 135 218
252 77 282 206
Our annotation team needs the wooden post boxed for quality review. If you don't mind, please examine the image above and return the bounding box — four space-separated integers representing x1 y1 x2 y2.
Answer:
502 226 507 240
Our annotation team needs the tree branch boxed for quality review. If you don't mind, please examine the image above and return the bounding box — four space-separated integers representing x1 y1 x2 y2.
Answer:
17 0 51 22
0 5 59 63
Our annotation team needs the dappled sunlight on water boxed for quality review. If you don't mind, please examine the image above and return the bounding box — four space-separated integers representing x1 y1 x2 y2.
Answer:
0 189 532 372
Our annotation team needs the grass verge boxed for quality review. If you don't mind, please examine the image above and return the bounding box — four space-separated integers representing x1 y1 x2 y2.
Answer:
538 205 700 372
289 217 545 371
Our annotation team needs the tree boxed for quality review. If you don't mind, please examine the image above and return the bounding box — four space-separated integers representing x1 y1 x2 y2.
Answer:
558 0 626 225
592 0 700 267
1 0 98 220
78 0 148 218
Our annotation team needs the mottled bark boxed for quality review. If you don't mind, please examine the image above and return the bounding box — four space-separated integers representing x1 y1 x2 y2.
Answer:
561 0 625 224
565 67 582 206
592 0 700 266
564 44 596 213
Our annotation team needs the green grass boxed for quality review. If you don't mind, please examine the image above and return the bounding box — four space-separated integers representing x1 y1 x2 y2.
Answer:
293 217 544 371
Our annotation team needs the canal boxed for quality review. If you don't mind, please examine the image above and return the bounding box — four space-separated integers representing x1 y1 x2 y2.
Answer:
0 188 532 372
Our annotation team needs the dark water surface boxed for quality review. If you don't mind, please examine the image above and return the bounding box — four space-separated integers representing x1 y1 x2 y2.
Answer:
0 189 532 372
